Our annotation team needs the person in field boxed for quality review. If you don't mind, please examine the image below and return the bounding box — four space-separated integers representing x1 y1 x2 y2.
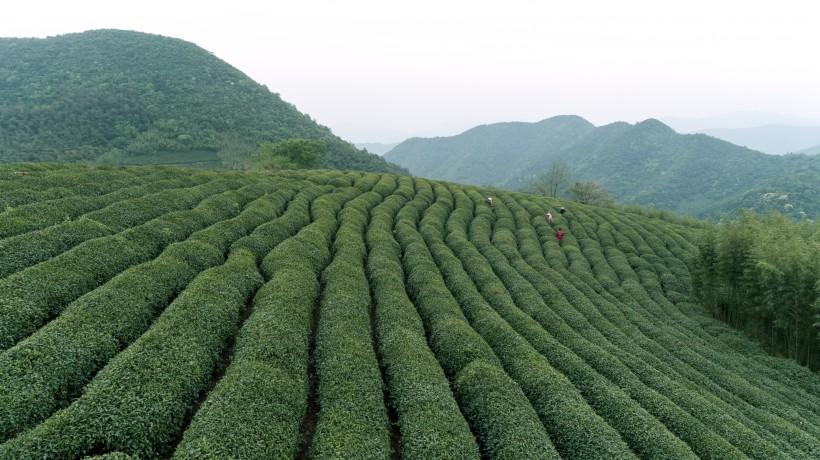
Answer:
546 210 553 225
555 227 565 244
559 206 566 215
486 196 494 208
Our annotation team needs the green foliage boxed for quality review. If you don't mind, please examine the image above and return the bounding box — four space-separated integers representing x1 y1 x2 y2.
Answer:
530 159 571 197
0 172 212 238
466 190 777 458
233 185 328 262
420 185 634 459
2 164 820 459
393 179 557 459
568 181 614 205
386 116 820 217
0 30 407 174
309 189 392 459
713 164 820 220
693 212 820 369
0 218 113 278
0 186 290 442
0 179 251 350
82 454 138 460
454 360 559 459
172 188 330 459
366 188 481 459
253 138 323 170
0 250 263 459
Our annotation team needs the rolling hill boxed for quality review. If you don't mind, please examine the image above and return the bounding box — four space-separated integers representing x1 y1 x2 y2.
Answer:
385 116 820 217
384 115 595 187
0 30 406 174
0 164 819 459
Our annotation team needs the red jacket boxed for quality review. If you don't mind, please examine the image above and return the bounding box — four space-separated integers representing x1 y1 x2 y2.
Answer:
555 230 565 241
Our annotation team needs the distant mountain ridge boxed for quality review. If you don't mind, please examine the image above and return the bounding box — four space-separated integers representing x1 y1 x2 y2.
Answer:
0 29 407 174
798 144 820 155
385 115 595 187
662 112 820 132
699 125 820 155
385 116 820 217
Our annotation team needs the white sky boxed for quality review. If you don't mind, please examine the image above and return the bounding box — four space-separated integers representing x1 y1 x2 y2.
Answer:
3 0 820 142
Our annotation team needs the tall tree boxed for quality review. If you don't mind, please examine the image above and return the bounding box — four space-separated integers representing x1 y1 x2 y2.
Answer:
253 138 324 170
568 181 613 205
532 160 571 197
693 212 820 369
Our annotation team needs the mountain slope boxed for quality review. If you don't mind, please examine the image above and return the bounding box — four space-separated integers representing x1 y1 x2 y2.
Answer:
385 115 595 186
711 164 820 218
1 164 819 459
0 29 406 174
386 116 820 217
559 119 809 214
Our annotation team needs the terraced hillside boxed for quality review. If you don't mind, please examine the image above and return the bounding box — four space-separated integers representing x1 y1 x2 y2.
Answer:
1 164 819 459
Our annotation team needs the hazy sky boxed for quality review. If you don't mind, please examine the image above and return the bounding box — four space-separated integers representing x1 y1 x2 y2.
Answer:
3 0 820 142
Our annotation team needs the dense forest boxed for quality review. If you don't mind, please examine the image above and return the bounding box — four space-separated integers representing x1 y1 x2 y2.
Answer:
692 212 820 369
0 30 406 174
385 116 820 218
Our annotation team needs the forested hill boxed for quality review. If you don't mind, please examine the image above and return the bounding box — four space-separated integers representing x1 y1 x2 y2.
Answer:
385 116 820 217
385 115 595 187
0 29 406 174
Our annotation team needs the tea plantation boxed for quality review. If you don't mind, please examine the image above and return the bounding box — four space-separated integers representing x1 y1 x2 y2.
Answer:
1 164 819 459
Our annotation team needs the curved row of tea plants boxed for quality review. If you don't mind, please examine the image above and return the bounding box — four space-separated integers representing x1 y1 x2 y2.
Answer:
1 165 819 459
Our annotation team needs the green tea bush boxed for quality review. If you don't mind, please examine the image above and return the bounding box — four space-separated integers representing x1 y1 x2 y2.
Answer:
0 250 263 459
309 190 391 459
470 191 783 459
0 181 258 350
425 187 634 460
173 190 341 459
0 218 113 278
454 359 559 459
394 185 554 459
0 188 293 442
366 193 480 459
0 173 211 238
501 191 820 456
2 165 819 458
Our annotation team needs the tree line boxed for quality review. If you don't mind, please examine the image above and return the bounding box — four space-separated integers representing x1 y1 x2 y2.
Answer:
530 160 614 206
692 212 820 369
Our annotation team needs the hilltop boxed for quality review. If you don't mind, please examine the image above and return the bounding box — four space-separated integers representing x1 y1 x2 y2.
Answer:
0 30 406 174
0 164 818 459
385 115 595 187
385 116 820 217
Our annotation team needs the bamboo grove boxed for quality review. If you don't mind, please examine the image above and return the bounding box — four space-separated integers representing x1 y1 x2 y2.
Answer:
693 212 820 370
1 164 819 459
